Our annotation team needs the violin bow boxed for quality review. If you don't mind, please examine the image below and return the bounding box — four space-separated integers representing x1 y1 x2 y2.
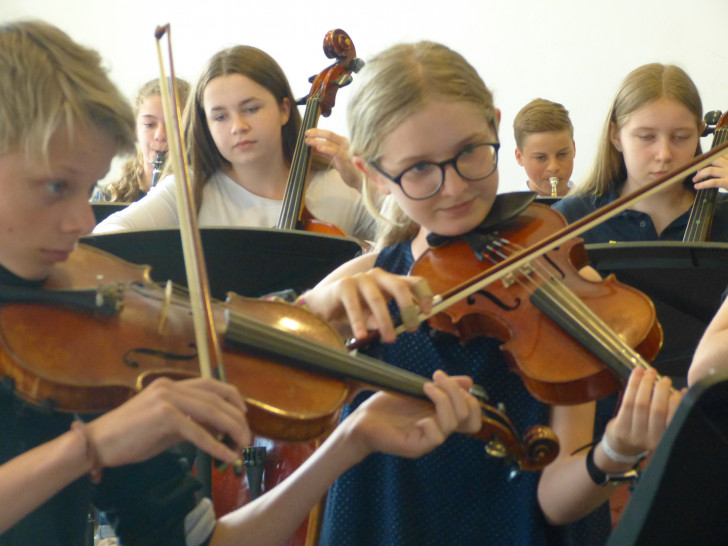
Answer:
154 24 225 382
154 24 229 497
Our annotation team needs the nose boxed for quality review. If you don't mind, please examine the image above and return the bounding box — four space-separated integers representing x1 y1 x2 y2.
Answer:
655 136 674 163
439 163 469 196
154 123 167 144
231 113 250 134
546 156 561 174
61 197 96 237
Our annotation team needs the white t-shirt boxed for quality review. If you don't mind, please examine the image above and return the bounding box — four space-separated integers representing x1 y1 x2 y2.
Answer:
94 169 375 240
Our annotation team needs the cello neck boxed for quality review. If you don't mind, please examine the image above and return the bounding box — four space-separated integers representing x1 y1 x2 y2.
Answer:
277 93 321 231
683 113 728 242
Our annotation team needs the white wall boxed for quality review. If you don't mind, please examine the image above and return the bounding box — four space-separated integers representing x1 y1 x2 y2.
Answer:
3 0 728 193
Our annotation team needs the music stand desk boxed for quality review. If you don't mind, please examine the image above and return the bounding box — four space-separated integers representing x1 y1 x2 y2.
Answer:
81 227 363 299
585 242 728 382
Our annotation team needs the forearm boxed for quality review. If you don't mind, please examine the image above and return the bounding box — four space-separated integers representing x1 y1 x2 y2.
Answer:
0 430 90 534
689 326 728 386
538 440 635 524
211 423 363 546
93 177 179 233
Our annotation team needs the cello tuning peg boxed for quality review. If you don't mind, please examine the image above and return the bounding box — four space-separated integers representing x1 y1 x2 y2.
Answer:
704 110 723 124
308 74 316 83
702 110 723 137
348 58 365 73
336 74 354 88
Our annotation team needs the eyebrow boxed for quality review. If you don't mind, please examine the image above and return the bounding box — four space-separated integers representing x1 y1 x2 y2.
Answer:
207 97 261 112
389 132 494 167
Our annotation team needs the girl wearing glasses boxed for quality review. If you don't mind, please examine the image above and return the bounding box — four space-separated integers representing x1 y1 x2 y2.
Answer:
302 42 681 545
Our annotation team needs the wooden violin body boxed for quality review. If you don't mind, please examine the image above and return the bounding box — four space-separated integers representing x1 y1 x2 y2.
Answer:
0 246 347 442
412 203 663 406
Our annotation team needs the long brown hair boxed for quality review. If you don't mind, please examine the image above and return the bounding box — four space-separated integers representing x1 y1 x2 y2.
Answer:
184 46 301 212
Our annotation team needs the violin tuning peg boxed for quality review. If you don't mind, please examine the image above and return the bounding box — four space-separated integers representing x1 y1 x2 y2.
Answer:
295 95 308 106
469 384 489 402
308 74 316 83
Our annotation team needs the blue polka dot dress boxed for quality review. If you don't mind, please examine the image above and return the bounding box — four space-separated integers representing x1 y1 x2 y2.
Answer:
319 241 558 545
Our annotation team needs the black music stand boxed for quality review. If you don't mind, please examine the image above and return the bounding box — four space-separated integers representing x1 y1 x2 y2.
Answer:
607 369 728 545
91 203 128 224
81 227 363 299
585 242 728 385
534 196 562 207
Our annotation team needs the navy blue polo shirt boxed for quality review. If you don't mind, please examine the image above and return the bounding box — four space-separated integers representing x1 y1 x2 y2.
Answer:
553 188 728 243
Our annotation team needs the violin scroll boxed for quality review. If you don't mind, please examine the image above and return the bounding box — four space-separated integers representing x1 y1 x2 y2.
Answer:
520 425 560 472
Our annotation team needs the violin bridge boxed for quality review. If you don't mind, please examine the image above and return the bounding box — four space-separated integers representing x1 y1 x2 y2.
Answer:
94 275 124 314
501 264 534 288
158 280 173 334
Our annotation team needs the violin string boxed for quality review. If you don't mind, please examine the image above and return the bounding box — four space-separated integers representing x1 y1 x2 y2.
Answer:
139 281 439 393
483 237 653 376
498 239 650 371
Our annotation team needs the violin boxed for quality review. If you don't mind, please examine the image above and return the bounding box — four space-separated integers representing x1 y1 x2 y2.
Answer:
389 141 728 405
0 243 558 469
411 196 662 405
683 110 728 242
276 29 364 236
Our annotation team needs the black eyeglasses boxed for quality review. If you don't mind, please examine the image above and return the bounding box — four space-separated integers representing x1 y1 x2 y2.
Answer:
369 142 500 200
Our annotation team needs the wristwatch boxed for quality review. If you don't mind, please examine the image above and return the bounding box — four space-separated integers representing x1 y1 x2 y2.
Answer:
585 445 641 486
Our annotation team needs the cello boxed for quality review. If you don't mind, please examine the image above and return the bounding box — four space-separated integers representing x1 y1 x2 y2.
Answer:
218 30 361 544
683 110 728 241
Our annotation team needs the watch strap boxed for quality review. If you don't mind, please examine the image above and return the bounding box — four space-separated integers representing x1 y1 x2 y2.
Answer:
586 445 641 486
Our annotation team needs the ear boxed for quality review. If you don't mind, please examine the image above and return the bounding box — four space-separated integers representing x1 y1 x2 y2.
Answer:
353 156 391 195
279 97 291 126
515 147 525 166
609 122 623 152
